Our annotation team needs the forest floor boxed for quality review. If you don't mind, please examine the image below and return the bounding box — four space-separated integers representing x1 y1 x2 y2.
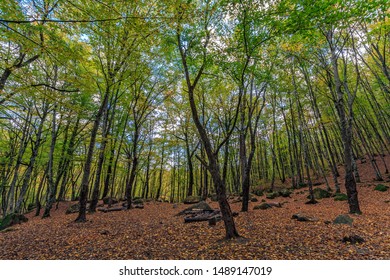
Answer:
1 156 390 260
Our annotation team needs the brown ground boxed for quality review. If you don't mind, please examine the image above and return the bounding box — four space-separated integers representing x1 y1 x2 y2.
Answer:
1 156 389 260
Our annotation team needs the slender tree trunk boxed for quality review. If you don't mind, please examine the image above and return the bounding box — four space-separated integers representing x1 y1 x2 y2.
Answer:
328 31 361 214
75 90 110 222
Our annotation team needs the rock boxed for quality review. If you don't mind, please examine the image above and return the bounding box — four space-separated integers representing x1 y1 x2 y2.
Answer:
253 202 281 210
183 196 202 204
176 201 213 216
132 198 144 205
333 214 353 225
374 184 389 192
121 201 144 209
307 188 331 199
266 192 279 199
102 197 118 205
291 213 318 222
279 189 292 198
0 213 28 230
250 197 259 202
254 203 272 210
342 235 365 244
65 203 80 214
252 189 264 196
334 193 348 201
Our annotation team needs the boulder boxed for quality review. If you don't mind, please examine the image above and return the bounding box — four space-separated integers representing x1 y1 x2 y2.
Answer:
266 192 279 199
183 196 202 204
291 213 318 222
65 203 80 214
307 188 331 199
253 202 281 210
102 197 118 205
253 203 272 210
132 198 144 205
176 201 213 216
0 213 28 230
250 197 259 202
279 188 292 198
333 214 353 225
252 189 264 196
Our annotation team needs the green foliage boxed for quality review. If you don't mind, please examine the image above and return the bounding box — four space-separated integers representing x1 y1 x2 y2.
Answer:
334 193 348 201
374 184 389 192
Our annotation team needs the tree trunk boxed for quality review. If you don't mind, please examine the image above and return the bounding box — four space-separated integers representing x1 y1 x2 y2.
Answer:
75 90 110 222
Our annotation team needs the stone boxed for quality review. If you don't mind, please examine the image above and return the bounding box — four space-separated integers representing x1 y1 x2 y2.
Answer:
266 192 279 199
183 196 202 204
309 188 332 199
253 203 272 210
102 197 118 205
65 203 80 214
176 201 213 216
253 189 264 196
132 198 144 205
253 202 281 210
279 189 292 198
333 214 353 225
291 213 318 222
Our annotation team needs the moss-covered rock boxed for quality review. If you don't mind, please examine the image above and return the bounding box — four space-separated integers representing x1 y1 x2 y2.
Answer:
291 213 318 222
334 193 348 201
253 203 272 210
252 189 264 196
65 203 80 214
0 213 28 230
333 214 353 225
183 196 202 204
132 198 144 205
374 184 389 192
266 192 279 199
176 201 213 216
307 188 332 199
279 188 292 198
102 197 118 205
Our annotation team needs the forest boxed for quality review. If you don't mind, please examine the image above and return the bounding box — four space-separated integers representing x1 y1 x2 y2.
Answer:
0 0 389 260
